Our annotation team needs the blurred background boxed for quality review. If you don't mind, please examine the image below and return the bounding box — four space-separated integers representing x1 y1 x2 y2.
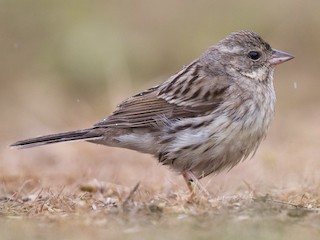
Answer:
1 0 319 194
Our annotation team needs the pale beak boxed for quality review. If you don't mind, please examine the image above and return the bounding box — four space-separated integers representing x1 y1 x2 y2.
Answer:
269 49 294 65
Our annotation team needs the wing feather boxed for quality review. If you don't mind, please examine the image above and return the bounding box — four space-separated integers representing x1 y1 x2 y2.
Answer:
94 60 230 128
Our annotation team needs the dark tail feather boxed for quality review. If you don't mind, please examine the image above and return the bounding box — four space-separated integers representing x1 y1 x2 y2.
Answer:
10 128 103 149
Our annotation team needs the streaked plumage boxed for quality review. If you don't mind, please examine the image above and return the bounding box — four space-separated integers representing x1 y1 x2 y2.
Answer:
11 31 294 194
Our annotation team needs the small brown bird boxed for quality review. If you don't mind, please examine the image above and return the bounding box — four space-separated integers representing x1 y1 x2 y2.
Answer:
11 31 293 195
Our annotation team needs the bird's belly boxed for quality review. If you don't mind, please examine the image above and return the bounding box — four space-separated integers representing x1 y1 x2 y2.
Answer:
159 105 273 177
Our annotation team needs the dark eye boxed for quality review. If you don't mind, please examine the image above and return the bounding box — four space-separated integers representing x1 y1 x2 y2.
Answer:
247 51 261 60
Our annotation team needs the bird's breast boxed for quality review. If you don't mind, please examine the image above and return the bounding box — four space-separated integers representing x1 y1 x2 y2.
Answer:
158 82 276 176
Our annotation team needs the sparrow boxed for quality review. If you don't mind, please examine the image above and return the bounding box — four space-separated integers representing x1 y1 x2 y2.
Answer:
11 31 294 195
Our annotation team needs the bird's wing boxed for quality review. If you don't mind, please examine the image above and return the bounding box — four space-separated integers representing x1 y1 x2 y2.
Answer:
94 60 230 128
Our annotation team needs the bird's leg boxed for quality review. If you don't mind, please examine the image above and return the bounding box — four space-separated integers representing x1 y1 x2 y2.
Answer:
182 170 210 197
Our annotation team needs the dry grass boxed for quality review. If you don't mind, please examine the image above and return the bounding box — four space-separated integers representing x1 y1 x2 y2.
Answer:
1 177 320 239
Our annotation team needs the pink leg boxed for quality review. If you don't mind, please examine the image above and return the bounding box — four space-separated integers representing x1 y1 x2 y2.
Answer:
182 170 210 197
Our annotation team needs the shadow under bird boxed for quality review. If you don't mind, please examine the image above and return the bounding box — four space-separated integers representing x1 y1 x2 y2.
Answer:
11 31 294 195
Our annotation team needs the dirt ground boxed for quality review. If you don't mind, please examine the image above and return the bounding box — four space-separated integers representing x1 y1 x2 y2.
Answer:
1 0 320 239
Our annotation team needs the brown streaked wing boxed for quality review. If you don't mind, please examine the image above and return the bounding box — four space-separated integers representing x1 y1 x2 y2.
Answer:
94 60 230 128
94 92 171 128
158 60 230 107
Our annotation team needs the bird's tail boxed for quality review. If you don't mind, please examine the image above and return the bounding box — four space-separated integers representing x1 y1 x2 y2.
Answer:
10 128 103 149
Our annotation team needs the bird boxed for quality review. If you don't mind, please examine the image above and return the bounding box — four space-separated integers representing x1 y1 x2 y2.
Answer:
11 31 294 195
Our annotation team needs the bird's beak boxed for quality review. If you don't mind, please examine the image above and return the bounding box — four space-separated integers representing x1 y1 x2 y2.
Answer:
269 49 294 65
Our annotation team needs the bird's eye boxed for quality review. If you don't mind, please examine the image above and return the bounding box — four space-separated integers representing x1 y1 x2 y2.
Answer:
247 51 261 60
